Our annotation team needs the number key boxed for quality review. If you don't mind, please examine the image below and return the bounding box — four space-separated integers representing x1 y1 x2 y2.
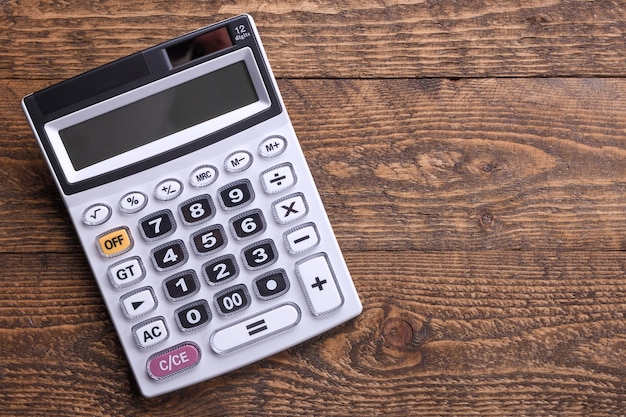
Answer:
202 254 239 286
230 209 266 240
175 300 211 331
190 224 227 256
241 239 278 270
151 239 188 271
178 194 215 226
163 270 200 301
218 179 254 210
139 210 176 241
214 284 251 316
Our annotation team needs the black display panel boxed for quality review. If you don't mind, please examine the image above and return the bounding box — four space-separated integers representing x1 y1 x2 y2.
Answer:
59 61 258 170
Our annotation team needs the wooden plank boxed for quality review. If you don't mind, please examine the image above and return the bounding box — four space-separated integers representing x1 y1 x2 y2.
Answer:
3 77 626 252
1 251 625 414
3 0 626 80
3 3 626 413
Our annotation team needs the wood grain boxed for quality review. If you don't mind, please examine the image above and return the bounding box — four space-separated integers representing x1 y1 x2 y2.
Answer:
3 0 626 415
3 0 626 80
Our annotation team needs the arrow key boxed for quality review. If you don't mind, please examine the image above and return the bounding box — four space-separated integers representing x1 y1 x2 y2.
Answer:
120 287 157 319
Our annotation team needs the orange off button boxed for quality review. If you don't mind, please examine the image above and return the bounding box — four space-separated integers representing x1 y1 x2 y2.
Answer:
97 226 133 258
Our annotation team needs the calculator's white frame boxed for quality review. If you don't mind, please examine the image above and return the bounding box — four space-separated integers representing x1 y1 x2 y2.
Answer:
44 48 270 185
22 14 362 398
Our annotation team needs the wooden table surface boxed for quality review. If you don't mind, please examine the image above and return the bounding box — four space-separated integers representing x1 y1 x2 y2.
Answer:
2 1 626 415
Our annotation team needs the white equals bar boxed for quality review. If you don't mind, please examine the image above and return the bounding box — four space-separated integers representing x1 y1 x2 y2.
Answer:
209 303 301 354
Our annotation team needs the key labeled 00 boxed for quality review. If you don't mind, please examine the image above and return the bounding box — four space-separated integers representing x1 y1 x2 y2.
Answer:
214 284 250 315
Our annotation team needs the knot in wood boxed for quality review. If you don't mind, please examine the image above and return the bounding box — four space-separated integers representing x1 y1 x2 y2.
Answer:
482 162 496 173
381 318 414 349
480 213 494 226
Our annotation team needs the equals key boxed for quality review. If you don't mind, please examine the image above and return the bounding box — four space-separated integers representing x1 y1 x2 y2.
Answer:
210 303 302 354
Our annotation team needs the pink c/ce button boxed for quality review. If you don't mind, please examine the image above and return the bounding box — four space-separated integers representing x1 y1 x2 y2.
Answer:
147 342 201 380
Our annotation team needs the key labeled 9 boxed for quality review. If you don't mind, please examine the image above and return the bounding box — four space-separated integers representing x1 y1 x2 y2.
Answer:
218 179 254 210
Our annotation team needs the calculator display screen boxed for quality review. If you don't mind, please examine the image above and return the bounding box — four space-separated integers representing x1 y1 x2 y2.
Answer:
59 61 258 170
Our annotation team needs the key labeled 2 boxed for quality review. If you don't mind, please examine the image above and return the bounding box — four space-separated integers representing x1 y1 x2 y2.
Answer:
202 254 239 285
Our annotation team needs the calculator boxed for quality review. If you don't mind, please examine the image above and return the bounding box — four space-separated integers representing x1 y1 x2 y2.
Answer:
22 14 362 397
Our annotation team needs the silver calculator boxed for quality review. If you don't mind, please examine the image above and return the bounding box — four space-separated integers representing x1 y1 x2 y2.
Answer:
22 14 362 397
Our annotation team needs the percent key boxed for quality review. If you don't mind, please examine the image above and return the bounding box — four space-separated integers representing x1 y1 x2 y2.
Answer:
120 191 147 214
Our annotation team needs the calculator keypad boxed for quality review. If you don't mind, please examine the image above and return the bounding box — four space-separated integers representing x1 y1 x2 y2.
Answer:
24 16 364 398
82 134 358 394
